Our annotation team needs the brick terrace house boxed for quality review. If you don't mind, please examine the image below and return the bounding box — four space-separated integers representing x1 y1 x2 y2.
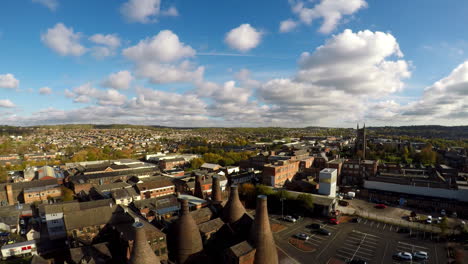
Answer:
23 184 63 204
159 158 187 170
136 177 175 199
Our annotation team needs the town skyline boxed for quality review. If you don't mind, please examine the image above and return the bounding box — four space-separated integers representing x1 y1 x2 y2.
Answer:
1 0 468 127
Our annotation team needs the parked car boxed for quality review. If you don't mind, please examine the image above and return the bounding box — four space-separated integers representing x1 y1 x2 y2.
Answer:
426 215 432 224
413 251 428 260
307 223 323 229
375 204 387 209
317 228 331 236
441 209 446 216
329 218 340 225
393 252 412 260
295 233 310 240
283 215 297 223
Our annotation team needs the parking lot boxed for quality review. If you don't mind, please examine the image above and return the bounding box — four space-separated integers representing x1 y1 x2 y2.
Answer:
273 216 447 264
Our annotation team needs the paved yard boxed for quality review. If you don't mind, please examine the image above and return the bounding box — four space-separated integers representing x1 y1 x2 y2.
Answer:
273 216 447 264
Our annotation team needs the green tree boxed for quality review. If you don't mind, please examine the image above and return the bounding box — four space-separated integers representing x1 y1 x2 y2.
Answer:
190 158 205 169
296 194 314 211
62 187 74 201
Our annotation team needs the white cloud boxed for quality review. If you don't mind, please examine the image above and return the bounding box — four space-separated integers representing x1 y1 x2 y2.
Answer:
39 87 53 95
89 34 121 48
120 0 178 23
135 61 204 84
102 71 134 90
32 0 58 11
89 34 121 58
0 74 19 89
124 30 201 84
161 6 179 17
296 29 410 96
279 19 298 33
197 80 251 104
400 61 468 122
123 30 195 63
67 83 127 106
225 24 262 52
0 99 15 108
41 23 86 56
289 0 367 33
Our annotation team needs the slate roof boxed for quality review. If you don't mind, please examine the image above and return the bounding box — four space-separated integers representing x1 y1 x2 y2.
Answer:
198 217 224 234
228 240 254 257
64 205 116 231
136 177 174 191
69 242 112 264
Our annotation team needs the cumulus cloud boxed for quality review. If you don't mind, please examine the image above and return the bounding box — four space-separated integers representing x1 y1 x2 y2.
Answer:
89 34 121 58
0 99 15 108
279 19 298 33
32 0 58 11
225 24 262 52
0 74 19 89
102 71 134 90
123 30 195 63
296 29 410 96
123 30 201 84
120 0 179 23
39 87 53 95
41 23 86 56
135 61 204 84
400 61 468 122
288 0 367 33
67 83 127 106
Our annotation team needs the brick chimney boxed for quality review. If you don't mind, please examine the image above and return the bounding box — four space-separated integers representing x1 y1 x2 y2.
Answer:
193 174 204 199
222 185 246 224
251 195 278 264
174 198 203 264
129 222 161 264
211 175 222 204
6 185 14 206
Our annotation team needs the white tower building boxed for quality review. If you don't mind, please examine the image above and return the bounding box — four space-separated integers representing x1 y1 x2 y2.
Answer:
318 168 337 197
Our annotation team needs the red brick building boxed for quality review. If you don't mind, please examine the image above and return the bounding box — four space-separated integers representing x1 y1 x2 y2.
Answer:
262 160 300 187
159 158 187 170
136 177 175 199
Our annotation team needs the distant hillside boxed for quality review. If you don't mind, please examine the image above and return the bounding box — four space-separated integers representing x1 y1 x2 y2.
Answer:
367 126 468 140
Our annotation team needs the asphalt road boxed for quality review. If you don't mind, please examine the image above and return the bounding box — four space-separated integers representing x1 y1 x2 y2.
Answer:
273 216 447 264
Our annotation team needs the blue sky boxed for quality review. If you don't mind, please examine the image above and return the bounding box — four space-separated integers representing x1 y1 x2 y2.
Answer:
0 0 467 127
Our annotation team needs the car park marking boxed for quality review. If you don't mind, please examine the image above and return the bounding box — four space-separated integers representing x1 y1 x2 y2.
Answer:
398 241 429 250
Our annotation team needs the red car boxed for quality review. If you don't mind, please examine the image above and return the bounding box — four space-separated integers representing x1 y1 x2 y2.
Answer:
375 204 387 209
329 218 340 225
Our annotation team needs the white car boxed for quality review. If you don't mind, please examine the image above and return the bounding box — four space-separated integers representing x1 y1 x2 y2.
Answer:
413 251 428 260
394 252 412 260
295 233 310 240
283 216 297 223
426 215 432 224
441 209 446 216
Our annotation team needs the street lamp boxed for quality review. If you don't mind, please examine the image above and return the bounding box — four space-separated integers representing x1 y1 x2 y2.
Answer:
280 197 286 219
